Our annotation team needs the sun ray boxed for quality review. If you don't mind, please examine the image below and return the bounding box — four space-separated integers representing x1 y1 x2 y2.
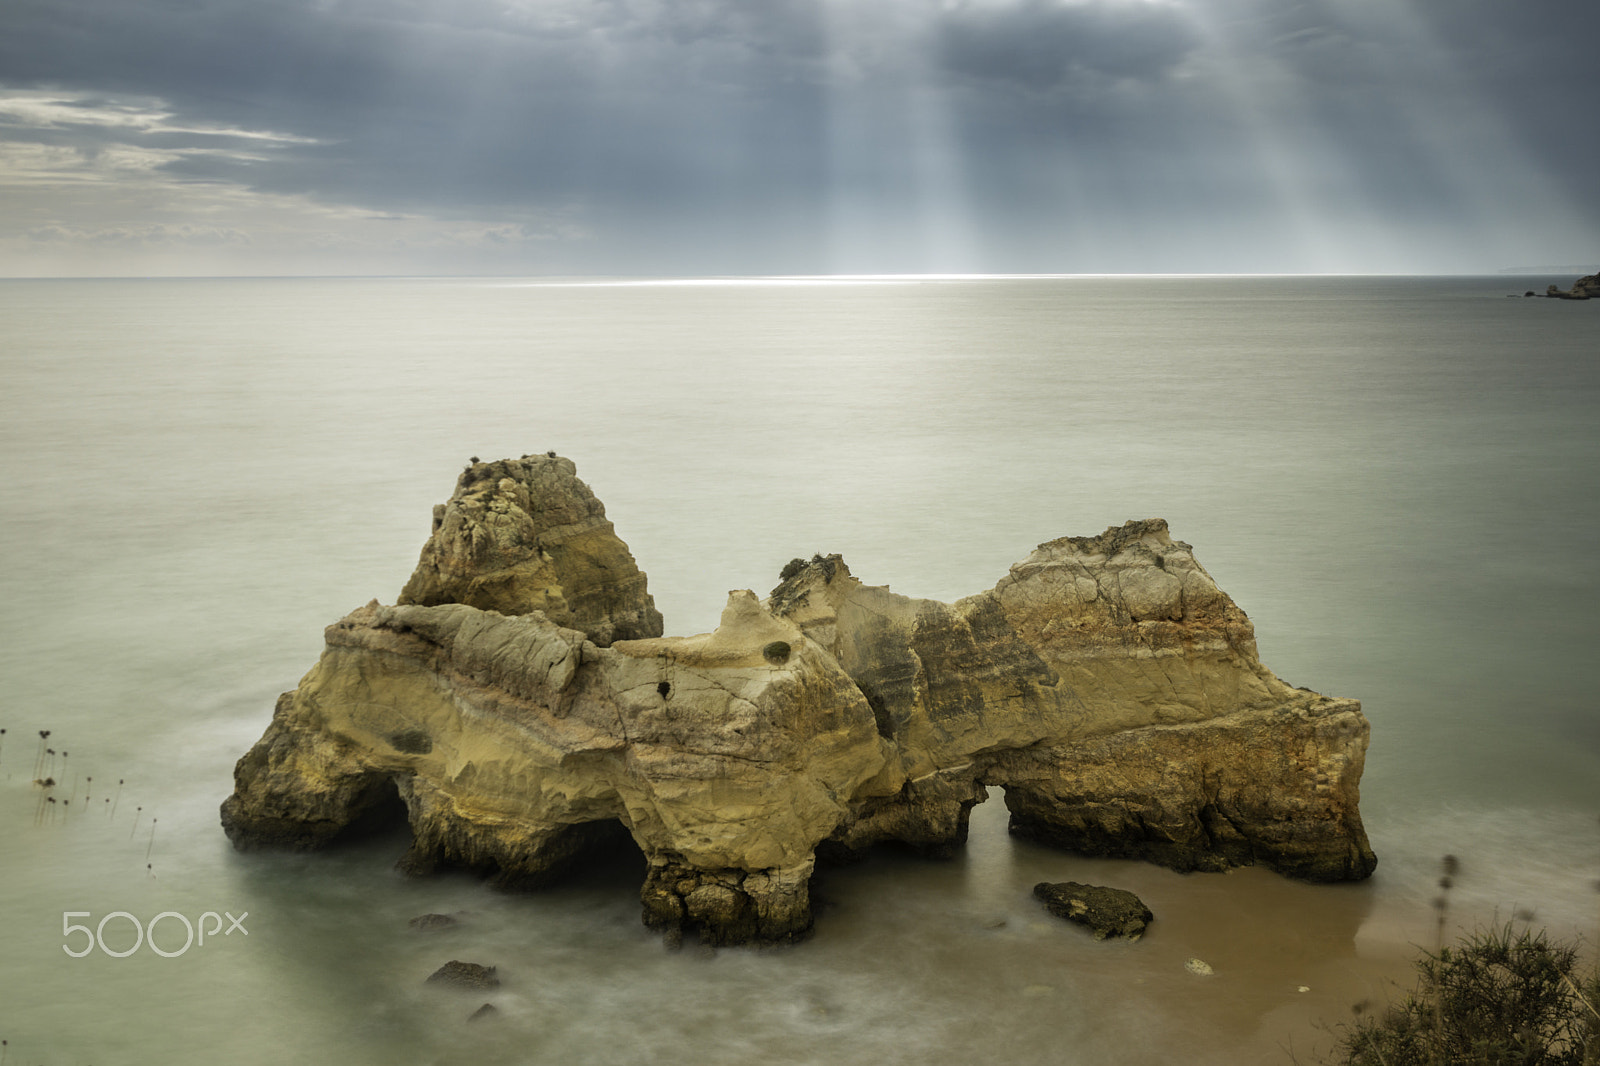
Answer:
817 0 979 273
1170 0 1590 272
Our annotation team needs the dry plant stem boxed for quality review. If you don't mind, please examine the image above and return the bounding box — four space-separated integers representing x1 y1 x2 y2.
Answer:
1324 923 1597 1065
1567 974 1600 1024
1429 854 1459 1046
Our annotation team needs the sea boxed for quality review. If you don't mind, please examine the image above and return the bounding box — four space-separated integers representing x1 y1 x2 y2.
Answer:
0 274 1595 1065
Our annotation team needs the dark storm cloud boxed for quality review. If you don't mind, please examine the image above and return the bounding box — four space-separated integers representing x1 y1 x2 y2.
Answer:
1 0 1596 272
936 0 1201 92
0 0 833 212
1247 0 1600 220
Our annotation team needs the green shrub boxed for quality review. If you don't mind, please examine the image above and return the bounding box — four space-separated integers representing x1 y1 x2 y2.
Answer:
1323 925 1599 1066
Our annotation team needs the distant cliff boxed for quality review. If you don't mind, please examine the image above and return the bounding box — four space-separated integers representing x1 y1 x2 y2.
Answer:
221 455 1375 945
1540 272 1599 300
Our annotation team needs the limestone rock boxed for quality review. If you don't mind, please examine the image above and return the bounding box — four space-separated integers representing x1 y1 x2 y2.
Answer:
223 592 890 943
1033 881 1153 940
993 696 1373 881
222 458 1375 946
397 454 662 646
766 523 1375 882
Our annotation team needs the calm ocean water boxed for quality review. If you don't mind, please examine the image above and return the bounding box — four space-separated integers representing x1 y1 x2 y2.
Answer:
0 275 1595 1064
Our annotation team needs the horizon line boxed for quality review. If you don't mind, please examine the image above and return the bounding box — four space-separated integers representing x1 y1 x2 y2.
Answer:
1 269 1585 283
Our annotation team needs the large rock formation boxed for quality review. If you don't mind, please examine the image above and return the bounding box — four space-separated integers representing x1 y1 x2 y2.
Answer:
222 456 1375 945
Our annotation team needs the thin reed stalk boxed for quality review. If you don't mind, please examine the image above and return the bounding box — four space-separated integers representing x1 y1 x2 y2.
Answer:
32 730 48 779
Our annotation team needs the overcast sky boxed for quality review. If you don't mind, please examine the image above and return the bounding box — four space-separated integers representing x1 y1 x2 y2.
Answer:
1 0 1595 276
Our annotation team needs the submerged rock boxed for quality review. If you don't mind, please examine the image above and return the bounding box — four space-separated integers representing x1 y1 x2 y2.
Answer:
408 913 459 932
222 456 1376 945
426 961 499 990
1033 881 1153 940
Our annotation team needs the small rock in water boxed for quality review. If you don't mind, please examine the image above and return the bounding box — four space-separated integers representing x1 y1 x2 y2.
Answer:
426 960 500 990
408 913 459 932
1033 881 1153 940
1185 957 1214 977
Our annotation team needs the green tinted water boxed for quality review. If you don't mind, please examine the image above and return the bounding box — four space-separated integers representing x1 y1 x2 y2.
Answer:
1 275 1595 1064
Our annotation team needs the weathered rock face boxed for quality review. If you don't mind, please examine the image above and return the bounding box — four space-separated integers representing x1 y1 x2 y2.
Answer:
221 593 889 943
397 454 662 646
768 523 1374 882
222 458 1375 945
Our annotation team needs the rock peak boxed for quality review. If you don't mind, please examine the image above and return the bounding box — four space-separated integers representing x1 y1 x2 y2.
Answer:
397 452 662 646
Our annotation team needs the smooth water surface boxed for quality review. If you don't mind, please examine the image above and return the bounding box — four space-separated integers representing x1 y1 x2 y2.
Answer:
1 275 1596 1064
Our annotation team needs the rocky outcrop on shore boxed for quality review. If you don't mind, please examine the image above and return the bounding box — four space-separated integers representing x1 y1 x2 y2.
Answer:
1539 272 1599 300
221 456 1375 945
